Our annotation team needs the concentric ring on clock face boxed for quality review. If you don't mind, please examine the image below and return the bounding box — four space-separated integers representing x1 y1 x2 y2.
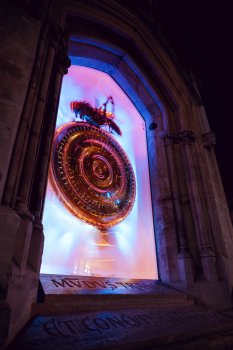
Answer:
50 121 136 229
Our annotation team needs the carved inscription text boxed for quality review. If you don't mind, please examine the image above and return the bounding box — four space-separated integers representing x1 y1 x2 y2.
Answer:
51 278 157 292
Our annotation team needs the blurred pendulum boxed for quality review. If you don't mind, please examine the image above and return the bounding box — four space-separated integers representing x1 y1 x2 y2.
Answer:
94 230 115 247
49 96 136 275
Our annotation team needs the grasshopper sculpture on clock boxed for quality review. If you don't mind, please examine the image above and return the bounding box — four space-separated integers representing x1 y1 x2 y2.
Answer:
49 96 136 230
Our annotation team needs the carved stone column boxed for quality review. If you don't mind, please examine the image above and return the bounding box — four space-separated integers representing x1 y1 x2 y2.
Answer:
0 2 44 347
0 2 64 347
30 26 71 218
15 24 60 215
27 220 44 272
3 21 51 208
200 129 232 284
0 3 45 203
178 129 217 281
160 130 194 284
28 27 71 272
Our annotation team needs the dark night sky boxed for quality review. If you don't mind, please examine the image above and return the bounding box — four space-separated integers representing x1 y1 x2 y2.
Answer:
154 1 233 203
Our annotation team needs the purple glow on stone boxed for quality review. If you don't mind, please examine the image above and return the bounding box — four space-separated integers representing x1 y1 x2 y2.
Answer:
41 66 158 279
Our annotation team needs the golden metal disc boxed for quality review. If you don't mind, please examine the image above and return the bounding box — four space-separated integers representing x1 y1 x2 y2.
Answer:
50 122 136 229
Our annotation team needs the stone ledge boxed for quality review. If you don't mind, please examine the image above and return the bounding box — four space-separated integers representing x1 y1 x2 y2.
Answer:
40 273 183 295
34 274 193 315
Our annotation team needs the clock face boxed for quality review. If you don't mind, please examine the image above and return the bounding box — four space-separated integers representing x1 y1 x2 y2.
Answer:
50 121 136 229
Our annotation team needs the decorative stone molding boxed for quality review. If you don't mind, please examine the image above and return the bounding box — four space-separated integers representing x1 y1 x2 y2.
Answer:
149 122 158 130
160 130 196 146
178 130 195 146
50 23 64 52
160 131 179 146
202 132 216 151
15 207 34 221
56 49 71 75
50 23 71 74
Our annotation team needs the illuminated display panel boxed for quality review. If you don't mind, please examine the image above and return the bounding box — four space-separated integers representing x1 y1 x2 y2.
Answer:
41 66 158 279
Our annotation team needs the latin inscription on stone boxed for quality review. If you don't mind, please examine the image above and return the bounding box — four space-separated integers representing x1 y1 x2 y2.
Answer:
14 307 233 350
40 274 169 295
43 308 222 337
51 278 157 291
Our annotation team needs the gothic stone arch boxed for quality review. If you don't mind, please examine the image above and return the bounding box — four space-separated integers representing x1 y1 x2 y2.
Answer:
1 0 233 346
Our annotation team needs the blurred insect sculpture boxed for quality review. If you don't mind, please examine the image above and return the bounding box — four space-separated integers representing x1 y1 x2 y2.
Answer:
70 96 122 136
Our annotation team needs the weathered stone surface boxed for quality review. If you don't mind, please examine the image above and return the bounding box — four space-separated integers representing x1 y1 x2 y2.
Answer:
34 275 193 315
0 4 40 201
11 306 233 349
